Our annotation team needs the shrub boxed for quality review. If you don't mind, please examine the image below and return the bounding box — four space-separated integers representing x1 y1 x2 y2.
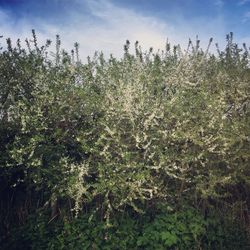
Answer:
0 31 249 248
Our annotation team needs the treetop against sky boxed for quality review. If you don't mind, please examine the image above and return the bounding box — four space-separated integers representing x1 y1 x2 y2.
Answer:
0 0 249 59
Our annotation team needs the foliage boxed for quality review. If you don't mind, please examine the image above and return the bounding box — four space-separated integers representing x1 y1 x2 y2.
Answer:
3 206 249 250
0 31 249 248
137 207 206 249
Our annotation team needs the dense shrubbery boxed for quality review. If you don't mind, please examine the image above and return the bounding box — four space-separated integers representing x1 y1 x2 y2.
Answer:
3 207 249 249
0 31 249 249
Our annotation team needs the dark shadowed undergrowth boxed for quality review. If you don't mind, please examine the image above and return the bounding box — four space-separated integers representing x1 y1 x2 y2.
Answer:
0 31 249 249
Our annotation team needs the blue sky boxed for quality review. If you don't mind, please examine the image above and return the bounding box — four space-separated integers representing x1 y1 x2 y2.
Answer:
0 0 249 59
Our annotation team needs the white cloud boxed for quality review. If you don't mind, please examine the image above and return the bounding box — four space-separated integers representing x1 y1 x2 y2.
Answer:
239 0 250 5
242 11 250 22
0 0 230 60
214 0 224 8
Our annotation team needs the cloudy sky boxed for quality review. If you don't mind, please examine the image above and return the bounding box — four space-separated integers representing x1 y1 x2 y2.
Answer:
0 0 250 59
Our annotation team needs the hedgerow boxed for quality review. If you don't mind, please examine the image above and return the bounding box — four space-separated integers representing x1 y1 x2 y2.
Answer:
0 31 249 249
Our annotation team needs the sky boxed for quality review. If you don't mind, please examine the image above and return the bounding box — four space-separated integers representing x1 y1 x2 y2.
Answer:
0 0 250 60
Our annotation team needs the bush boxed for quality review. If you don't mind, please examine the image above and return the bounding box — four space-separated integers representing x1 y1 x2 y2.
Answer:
3 206 248 249
0 31 249 248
